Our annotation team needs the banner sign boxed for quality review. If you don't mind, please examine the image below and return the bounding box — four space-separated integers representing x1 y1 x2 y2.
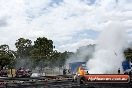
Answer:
84 74 130 83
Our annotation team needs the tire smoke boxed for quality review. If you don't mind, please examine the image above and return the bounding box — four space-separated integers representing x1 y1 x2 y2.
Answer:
87 21 128 74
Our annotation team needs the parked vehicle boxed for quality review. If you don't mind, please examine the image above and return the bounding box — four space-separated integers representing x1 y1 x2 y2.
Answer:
16 67 32 78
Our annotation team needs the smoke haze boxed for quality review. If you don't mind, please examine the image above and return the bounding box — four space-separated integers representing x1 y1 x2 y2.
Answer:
65 45 95 69
87 21 128 74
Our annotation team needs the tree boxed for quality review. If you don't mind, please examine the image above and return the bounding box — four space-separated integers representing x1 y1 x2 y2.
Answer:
0 44 15 69
0 44 9 51
31 37 54 67
50 50 61 67
124 48 132 61
15 38 32 58
57 51 73 67
15 38 33 69
50 51 73 68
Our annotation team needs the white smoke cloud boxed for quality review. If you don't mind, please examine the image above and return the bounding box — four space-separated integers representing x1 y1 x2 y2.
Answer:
87 21 128 74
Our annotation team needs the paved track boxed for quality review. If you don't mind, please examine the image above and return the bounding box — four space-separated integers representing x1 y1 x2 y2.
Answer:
0 76 131 88
0 80 131 88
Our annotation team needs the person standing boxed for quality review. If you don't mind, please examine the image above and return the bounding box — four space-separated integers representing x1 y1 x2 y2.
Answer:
118 68 120 74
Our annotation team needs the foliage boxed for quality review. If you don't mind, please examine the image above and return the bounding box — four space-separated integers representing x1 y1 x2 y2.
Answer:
0 45 15 69
50 51 74 68
124 48 132 61
30 37 54 67
15 38 32 57
0 38 74 69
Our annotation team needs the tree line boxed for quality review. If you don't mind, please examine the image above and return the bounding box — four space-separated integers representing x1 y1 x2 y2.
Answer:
0 37 132 70
0 37 73 69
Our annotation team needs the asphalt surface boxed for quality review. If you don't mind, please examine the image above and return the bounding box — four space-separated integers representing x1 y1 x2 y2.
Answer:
0 80 131 88
0 76 131 88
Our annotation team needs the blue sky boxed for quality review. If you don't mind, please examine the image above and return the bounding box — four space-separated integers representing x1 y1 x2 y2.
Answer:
0 0 132 52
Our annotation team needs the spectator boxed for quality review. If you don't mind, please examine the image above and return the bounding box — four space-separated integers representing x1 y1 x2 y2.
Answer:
118 68 120 74
63 69 66 75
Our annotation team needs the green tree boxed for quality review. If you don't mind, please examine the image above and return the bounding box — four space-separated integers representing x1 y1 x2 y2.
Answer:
15 38 32 58
0 44 9 51
0 44 15 69
31 37 54 67
124 48 132 61
50 51 73 68
50 50 61 67
15 38 33 69
57 51 73 67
